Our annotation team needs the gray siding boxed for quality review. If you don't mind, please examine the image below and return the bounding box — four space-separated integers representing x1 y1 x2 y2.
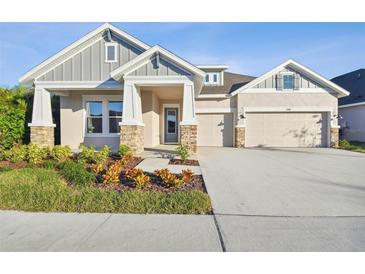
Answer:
129 56 191 76
37 32 144 82
253 67 324 89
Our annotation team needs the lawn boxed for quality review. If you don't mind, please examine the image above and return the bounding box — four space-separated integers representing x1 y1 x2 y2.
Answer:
0 168 212 214
339 140 365 153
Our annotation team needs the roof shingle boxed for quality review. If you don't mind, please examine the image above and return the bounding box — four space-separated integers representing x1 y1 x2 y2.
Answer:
331 69 365 105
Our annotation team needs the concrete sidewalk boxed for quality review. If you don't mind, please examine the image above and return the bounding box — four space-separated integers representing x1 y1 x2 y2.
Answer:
0 211 221 251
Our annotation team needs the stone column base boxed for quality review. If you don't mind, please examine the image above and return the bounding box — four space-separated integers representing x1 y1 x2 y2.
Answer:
235 127 246 148
120 125 144 154
330 127 339 148
180 125 197 153
30 126 54 148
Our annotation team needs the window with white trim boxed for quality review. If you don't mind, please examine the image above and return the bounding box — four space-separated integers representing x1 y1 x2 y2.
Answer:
108 101 123 133
105 43 118 62
86 101 103 134
283 74 294 90
85 97 123 136
204 72 221 85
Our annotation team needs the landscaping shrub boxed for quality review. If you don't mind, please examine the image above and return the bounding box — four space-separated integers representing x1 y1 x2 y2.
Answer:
94 145 110 165
121 153 134 166
59 161 95 186
78 144 95 164
181 169 194 184
118 144 132 157
154 168 183 188
42 159 59 169
176 144 189 161
27 144 49 165
103 161 122 184
125 168 150 189
0 87 28 149
7 144 27 163
0 146 6 161
0 166 12 173
50 145 71 162
339 139 351 149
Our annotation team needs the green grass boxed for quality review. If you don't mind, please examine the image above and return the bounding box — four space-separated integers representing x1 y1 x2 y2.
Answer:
0 168 211 214
339 140 365 153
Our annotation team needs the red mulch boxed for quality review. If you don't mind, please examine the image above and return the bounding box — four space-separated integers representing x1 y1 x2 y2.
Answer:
0 160 28 169
168 159 199 166
97 173 206 193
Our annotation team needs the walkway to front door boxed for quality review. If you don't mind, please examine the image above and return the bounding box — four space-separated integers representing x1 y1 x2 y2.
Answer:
164 107 179 144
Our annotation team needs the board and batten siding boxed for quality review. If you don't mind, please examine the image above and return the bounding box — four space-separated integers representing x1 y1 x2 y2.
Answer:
253 67 324 89
127 56 191 77
37 33 144 82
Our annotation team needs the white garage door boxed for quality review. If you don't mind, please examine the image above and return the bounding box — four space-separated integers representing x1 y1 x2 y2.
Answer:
197 113 234 147
245 112 328 147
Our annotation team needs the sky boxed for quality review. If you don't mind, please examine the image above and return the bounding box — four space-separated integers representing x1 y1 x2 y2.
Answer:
0 22 364 87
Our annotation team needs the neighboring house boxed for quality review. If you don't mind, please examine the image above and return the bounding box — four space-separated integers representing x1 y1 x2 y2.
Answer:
331 69 365 142
19 23 349 153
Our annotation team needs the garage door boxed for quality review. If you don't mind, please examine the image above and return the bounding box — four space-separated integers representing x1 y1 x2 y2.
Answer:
197 113 234 147
245 112 328 147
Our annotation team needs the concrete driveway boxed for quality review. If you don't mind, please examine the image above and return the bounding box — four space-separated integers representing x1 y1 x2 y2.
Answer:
198 147 365 251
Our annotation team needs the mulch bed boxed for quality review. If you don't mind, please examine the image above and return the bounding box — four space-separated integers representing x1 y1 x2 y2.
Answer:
0 160 28 169
97 173 206 193
168 159 199 166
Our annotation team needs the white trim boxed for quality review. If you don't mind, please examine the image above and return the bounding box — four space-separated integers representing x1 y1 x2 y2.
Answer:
110 45 205 80
241 88 330 94
196 94 229 99
28 123 56 127
34 80 123 90
104 42 118 63
339 102 365 108
123 75 192 85
162 104 181 144
196 65 229 70
243 107 333 113
195 107 236 113
19 23 150 84
82 94 123 138
229 59 350 98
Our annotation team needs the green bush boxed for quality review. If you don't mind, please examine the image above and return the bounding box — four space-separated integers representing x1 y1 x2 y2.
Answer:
77 144 95 164
50 145 71 162
339 139 351 149
59 161 95 186
118 144 132 157
176 144 189 161
27 144 49 165
0 87 28 149
7 144 27 163
0 166 12 173
95 145 111 165
42 159 59 169
0 146 6 161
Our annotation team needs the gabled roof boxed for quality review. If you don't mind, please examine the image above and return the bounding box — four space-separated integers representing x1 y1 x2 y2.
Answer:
200 72 255 95
19 23 150 85
110 45 206 79
331 69 365 106
230 59 350 98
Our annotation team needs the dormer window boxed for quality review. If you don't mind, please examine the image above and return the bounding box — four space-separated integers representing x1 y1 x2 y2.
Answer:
105 42 118 62
204 72 221 85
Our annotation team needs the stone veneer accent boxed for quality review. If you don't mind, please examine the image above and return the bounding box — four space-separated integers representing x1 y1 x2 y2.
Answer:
180 125 197 153
120 125 144 154
330 127 339 148
235 127 246 148
30 126 54 148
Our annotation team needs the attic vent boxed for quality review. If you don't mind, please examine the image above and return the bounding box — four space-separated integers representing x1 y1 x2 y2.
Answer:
358 73 362 79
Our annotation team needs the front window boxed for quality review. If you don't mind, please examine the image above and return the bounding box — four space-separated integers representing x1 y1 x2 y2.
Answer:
283 74 294 90
205 74 210 82
167 110 177 134
86 101 103 133
108 101 123 133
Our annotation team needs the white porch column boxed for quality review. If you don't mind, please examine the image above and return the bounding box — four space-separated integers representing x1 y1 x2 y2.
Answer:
28 87 56 147
180 82 198 153
119 81 144 153
180 82 197 125
120 82 144 126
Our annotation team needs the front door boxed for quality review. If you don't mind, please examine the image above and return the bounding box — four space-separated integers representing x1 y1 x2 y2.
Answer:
164 108 179 143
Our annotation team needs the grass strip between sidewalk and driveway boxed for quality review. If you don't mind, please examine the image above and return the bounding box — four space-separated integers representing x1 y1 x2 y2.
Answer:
339 140 365 154
0 168 211 214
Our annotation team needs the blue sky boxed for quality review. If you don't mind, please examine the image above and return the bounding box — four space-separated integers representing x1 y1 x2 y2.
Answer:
0 22 364 87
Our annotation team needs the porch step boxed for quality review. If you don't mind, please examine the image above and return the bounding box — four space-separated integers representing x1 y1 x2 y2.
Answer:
136 158 202 175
